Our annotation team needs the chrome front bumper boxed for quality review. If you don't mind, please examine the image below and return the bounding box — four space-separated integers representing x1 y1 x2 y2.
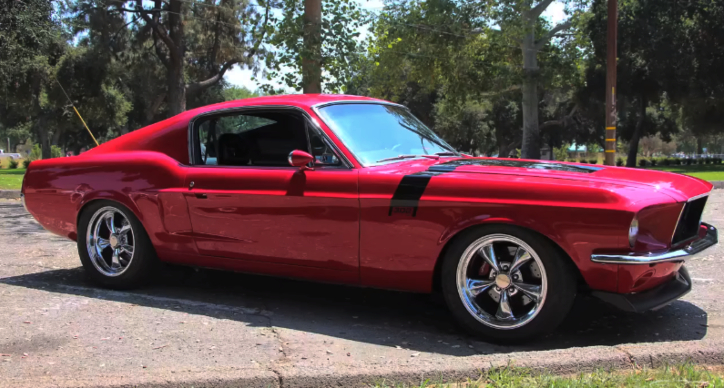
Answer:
591 222 718 264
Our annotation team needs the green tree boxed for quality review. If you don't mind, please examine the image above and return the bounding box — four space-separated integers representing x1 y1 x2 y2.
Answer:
581 0 722 166
487 0 589 159
0 0 68 159
261 0 364 93
222 86 261 101
69 0 273 117
350 0 590 157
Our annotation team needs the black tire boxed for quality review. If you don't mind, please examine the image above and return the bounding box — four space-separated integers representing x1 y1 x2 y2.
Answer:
77 200 159 289
441 224 577 343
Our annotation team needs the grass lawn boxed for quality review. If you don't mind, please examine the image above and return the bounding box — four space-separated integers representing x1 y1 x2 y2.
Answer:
0 168 26 190
648 164 724 182
374 364 724 387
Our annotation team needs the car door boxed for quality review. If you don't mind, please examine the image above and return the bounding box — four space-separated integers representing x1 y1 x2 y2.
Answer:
183 107 360 273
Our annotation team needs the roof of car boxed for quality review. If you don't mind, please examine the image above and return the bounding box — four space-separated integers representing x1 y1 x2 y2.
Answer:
187 94 386 116
82 94 389 161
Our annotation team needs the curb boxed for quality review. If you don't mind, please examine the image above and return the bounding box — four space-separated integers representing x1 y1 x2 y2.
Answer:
4 340 723 387
0 190 21 199
712 181 724 189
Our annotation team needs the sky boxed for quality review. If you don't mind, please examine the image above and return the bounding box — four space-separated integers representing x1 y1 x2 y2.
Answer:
224 0 567 91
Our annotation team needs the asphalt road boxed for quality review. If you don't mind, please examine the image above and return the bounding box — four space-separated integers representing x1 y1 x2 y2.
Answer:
0 192 723 387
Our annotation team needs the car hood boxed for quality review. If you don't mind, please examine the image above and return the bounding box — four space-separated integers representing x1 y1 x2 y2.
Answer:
422 158 713 202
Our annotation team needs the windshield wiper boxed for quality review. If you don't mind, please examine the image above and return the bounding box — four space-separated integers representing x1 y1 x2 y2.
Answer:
375 154 441 163
433 151 459 156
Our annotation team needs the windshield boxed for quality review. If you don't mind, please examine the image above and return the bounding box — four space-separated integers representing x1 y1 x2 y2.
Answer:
316 103 457 166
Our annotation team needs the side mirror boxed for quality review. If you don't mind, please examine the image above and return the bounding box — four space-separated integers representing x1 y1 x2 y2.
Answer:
288 150 314 169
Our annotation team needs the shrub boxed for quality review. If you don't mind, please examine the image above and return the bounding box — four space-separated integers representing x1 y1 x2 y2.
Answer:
649 158 658 166
705 157 712 164
662 158 671 166
686 158 693 165
8 158 18 169
29 144 64 160
22 159 30 168
553 146 569 161
616 157 624 166
29 144 41 161
567 158 577 163
587 159 596 164
51 145 63 158
639 158 648 167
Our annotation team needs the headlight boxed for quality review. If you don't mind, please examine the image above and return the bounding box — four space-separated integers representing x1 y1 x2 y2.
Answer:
628 217 639 247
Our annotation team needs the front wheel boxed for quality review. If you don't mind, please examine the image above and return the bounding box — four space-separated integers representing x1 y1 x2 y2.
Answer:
441 225 577 342
77 201 158 289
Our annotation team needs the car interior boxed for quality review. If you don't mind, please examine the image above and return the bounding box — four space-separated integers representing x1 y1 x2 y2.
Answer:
194 110 341 167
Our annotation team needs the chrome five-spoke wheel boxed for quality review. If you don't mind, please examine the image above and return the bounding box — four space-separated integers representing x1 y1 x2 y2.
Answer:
86 206 135 277
442 226 576 342
456 234 547 330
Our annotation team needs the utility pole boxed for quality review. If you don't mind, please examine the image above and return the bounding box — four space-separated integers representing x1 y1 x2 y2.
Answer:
604 0 618 165
302 0 322 94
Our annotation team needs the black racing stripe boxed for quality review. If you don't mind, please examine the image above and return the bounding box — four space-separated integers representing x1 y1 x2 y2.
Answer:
389 171 450 216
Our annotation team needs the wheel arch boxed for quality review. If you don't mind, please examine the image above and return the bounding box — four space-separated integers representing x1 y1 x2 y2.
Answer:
431 222 585 292
75 195 147 241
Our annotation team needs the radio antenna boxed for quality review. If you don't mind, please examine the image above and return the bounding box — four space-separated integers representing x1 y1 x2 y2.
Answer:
54 78 100 147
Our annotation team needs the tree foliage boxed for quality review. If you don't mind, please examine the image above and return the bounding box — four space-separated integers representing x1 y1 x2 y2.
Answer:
260 0 364 93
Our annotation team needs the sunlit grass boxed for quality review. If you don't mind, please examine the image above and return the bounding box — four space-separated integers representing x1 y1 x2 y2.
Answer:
648 164 724 181
372 363 724 388
0 168 25 190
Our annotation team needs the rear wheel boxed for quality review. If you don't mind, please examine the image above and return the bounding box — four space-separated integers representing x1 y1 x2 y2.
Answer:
441 225 576 342
77 201 158 289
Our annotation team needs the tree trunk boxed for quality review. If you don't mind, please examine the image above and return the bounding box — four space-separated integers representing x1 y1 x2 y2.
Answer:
37 122 51 159
520 22 540 160
626 97 646 167
51 127 63 146
167 62 186 116
696 137 703 155
166 0 186 116
303 0 322 94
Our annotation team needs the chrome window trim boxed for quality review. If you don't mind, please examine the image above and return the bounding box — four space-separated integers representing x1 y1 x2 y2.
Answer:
187 104 353 169
687 191 711 202
311 99 407 110
592 222 718 264
311 100 458 167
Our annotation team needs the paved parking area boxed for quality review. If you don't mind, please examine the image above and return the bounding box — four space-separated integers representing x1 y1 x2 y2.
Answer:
0 191 723 387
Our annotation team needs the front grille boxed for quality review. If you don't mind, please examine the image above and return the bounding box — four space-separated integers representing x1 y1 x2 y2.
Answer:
672 196 708 245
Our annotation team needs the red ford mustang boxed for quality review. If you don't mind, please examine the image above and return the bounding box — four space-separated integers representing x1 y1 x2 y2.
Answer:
22 95 718 341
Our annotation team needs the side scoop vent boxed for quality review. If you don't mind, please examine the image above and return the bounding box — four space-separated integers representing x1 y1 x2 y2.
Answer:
672 196 708 245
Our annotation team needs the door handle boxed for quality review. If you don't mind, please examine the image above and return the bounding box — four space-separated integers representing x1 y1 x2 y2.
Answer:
195 193 207 199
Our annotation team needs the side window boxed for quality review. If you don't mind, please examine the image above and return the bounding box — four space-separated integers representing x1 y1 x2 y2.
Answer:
195 111 308 167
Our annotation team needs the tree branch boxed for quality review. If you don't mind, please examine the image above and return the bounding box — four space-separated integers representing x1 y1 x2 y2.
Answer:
134 0 180 62
530 0 557 19
246 0 271 59
146 93 166 123
535 20 573 49
117 7 163 13
152 33 170 69
186 59 239 95
478 85 521 97
539 104 579 131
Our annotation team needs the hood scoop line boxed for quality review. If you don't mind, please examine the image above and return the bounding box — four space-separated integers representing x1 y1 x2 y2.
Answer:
427 159 602 174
